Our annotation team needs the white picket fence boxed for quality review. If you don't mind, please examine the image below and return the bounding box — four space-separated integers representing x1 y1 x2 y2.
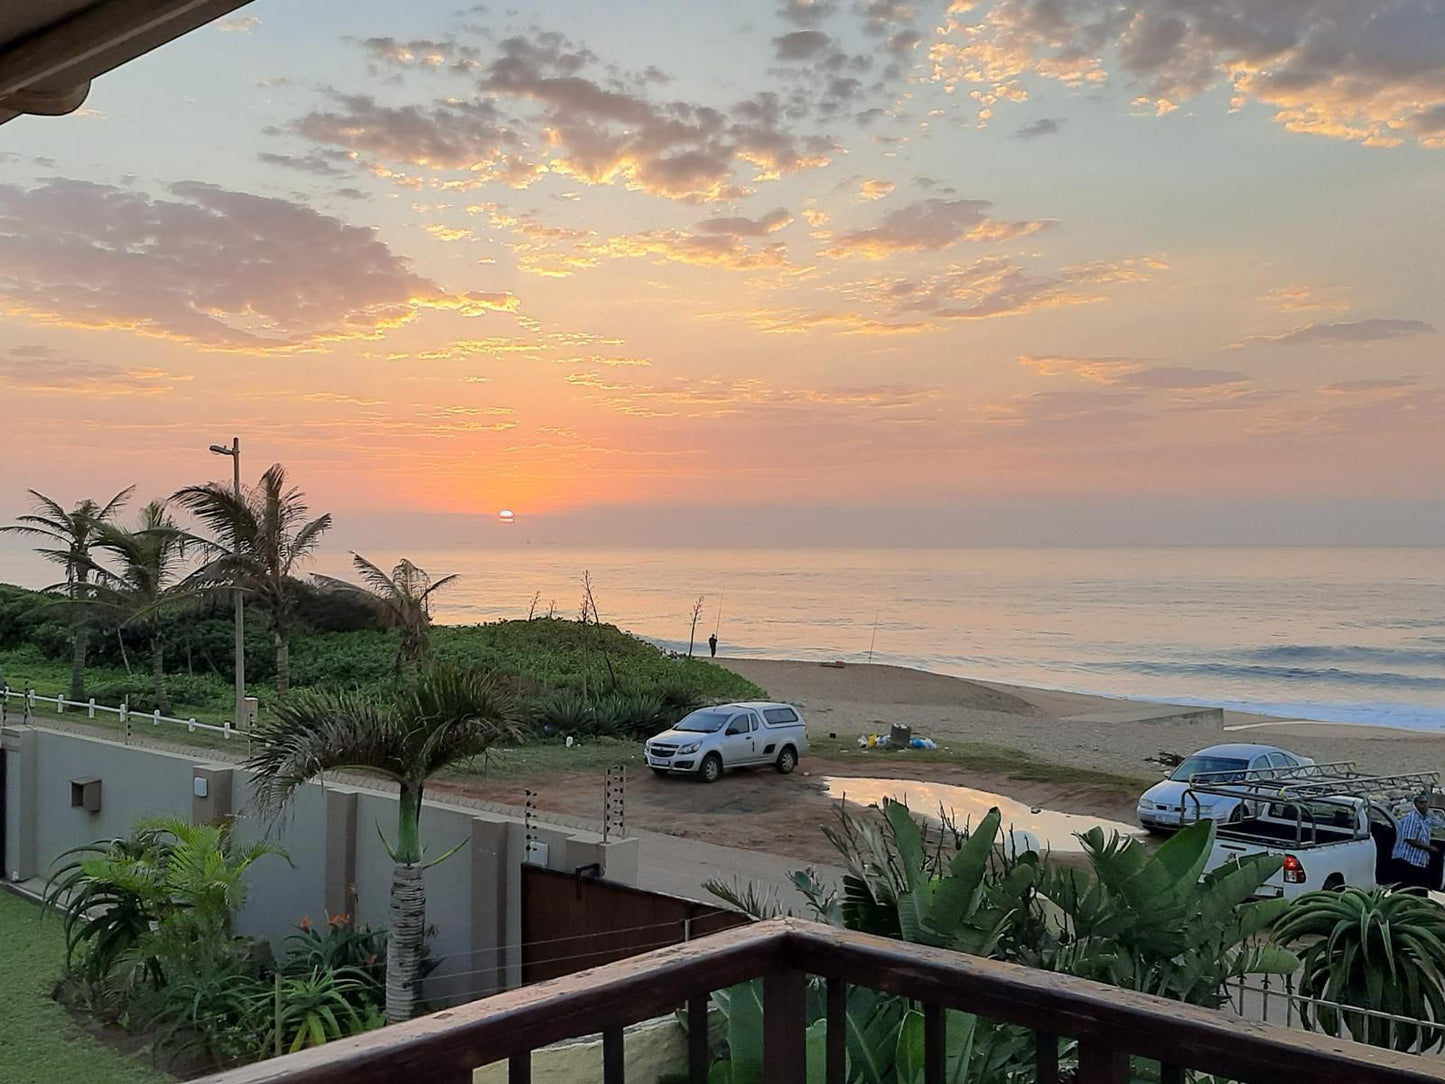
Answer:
0 684 233 739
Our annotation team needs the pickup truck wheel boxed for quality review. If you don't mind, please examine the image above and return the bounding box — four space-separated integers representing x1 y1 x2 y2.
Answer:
1323 874 1345 891
775 746 797 774
1225 805 1244 825
699 753 723 784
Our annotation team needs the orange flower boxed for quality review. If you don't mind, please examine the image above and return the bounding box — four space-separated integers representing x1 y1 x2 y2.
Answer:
298 915 312 931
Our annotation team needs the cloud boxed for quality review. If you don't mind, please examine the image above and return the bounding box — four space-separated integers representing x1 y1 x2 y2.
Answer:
0 179 518 352
295 32 836 202
1014 117 1062 139
217 14 260 33
696 208 794 236
257 150 352 177
774 30 833 60
778 1 840 28
863 254 1164 319
859 178 896 199
1262 284 1349 313
930 0 1445 148
568 370 939 419
0 348 189 396
1020 354 1243 389
1321 374 1423 394
821 198 1052 258
1238 318 1435 346
1019 354 1153 383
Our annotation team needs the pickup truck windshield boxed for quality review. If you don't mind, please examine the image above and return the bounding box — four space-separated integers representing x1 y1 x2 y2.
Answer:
1171 755 1249 781
675 711 731 733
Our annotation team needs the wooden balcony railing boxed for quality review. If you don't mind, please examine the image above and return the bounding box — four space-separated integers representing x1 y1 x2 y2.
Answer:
197 917 1445 1084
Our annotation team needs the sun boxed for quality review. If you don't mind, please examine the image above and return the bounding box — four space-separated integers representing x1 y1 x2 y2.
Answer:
498 509 515 524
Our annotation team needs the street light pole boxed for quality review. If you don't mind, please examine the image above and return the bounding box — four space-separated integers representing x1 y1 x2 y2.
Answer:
209 438 245 733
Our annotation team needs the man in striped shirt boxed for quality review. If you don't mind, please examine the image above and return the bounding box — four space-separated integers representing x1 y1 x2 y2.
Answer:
1392 794 1439 890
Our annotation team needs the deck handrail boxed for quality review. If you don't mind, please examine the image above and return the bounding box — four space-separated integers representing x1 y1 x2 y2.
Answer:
194 917 1445 1084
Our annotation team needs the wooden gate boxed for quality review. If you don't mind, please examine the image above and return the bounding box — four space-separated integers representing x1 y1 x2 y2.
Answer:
520 866 749 983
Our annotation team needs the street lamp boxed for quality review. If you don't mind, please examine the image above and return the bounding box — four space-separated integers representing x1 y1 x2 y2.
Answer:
209 438 245 733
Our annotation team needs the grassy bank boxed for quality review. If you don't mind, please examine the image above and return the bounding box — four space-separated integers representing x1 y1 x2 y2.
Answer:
0 890 167 1084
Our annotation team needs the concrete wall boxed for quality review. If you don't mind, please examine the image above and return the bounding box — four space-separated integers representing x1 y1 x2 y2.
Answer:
1 723 639 1004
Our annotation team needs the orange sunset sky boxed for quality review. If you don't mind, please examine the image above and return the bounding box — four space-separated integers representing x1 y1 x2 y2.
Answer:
1 0 1442 548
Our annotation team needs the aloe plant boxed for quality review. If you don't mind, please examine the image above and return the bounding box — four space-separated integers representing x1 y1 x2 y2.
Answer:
1275 887 1445 1050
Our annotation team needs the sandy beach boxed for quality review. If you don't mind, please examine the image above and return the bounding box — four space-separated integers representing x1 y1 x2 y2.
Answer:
721 659 1445 781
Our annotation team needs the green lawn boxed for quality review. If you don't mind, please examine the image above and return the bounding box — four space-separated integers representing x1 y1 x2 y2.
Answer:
0 891 167 1084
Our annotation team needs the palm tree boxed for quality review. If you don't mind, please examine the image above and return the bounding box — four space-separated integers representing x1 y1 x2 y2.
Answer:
246 665 517 1022
2 486 134 699
314 554 458 680
173 463 332 696
85 501 194 715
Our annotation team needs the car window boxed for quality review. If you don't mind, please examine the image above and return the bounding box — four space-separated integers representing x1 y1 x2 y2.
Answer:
1277 752 1299 767
725 714 751 736
1265 753 1290 769
1171 756 1249 782
675 710 730 733
763 707 799 724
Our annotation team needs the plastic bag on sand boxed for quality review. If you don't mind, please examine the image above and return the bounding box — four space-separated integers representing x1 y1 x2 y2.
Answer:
910 737 937 750
858 734 891 748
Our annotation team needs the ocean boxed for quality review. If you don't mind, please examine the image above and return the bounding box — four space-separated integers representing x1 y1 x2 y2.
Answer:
314 546 1445 732
3 545 1441 731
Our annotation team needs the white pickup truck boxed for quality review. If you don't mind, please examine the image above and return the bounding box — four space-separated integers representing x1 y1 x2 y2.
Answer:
1193 769 1442 900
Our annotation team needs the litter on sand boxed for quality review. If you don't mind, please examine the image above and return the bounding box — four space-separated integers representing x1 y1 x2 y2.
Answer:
858 733 938 750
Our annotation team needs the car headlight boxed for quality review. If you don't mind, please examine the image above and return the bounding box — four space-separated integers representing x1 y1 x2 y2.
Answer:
678 742 701 755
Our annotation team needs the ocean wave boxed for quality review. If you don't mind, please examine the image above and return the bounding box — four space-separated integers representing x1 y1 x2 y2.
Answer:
1239 644 1445 667
1092 659 1445 691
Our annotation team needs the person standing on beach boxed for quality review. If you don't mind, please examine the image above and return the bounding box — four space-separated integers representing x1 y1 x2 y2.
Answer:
708 632 718 658
1392 794 1439 890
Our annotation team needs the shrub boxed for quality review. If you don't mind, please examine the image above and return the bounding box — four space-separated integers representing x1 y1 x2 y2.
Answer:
531 687 595 734
281 913 385 1011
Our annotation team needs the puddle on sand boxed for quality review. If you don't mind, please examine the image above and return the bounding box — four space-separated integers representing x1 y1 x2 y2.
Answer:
822 777 1145 854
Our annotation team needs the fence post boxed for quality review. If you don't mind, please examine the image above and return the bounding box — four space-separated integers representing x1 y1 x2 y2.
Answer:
152 709 160 727
188 717 196 733
88 697 96 719
56 694 64 713
121 698 129 744
24 687 32 724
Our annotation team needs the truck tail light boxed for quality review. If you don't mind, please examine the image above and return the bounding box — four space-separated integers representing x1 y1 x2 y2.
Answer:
1282 854 1306 884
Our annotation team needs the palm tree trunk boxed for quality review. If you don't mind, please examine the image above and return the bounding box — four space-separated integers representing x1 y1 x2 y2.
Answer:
152 632 171 716
69 567 88 700
386 782 426 1023
274 631 289 697
70 624 87 701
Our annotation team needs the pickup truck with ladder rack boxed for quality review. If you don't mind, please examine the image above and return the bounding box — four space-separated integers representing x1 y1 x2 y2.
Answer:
1187 764 1442 900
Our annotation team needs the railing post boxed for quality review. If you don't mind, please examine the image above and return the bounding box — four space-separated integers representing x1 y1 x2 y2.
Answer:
1159 1065 1185 1084
688 995 710 1084
762 969 807 1083
88 697 95 719
508 1050 530 1084
923 1004 945 1084
56 694 64 713
153 708 160 727
825 978 847 1084
1077 1040 1128 1084
602 1026 624 1084
1035 1033 1059 1084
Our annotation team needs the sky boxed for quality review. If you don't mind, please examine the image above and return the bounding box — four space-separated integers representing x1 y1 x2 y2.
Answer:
0 0 1443 552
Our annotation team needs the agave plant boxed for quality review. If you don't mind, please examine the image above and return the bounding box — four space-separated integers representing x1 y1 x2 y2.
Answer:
1274 887 1445 1051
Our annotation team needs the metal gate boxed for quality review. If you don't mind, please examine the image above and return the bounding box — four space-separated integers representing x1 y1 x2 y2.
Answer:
520 865 749 984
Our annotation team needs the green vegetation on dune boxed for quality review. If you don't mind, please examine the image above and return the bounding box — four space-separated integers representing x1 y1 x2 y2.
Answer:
0 890 167 1084
0 577 760 732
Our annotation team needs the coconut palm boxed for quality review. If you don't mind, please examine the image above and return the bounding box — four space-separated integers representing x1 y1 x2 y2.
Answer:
1275 886 1445 1050
173 463 332 696
1 486 134 699
85 501 194 715
314 554 458 680
246 664 517 1022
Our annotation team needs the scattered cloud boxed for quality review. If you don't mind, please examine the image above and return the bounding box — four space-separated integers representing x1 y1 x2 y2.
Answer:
0 179 518 352
1019 354 1154 383
930 0 1445 148
257 150 352 177
821 198 1052 258
1238 318 1435 347
293 32 836 202
217 14 260 33
1020 355 1243 389
1262 284 1350 313
1014 117 1063 139
696 208 793 236
569 369 939 419
859 178 896 200
0 348 189 396
1321 374 1423 395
